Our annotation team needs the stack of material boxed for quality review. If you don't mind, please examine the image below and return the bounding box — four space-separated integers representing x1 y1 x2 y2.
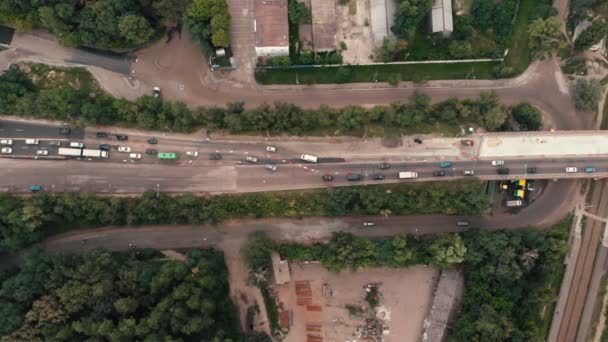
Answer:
296 280 313 306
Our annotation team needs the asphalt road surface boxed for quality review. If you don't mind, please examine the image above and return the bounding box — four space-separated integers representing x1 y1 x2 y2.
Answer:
0 157 599 194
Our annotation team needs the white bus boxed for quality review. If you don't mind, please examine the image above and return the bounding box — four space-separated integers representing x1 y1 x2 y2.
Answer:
399 171 418 179
58 147 83 157
82 149 109 158
300 154 318 163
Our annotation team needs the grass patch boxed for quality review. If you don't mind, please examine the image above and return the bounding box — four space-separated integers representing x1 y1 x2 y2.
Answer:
18 62 101 93
503 0 536 73
255 61 499 84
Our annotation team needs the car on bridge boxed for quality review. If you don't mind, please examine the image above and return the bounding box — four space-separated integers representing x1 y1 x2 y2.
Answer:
96 132 108 138
322 175 334 181
439 161 453 168
265 164 277 172
372 174 385 180
116 134 128 141
99 144 111 151
432 170 445 177
146 148 158 155
118 146 131 153
346 174 363 181
147 137 158 144
527 167 537 173
59 127 71 135
585 167 596 173
30 185 42 192
0 139 13 145
362 221 375 227
266 146 277 153
186 151 199 157
48 141 61 147
463 169 474 176
492 160 505 166
565 167 577 173
36 150 48 156
379 163 391 169
209 152 222 160
1 147 12 154
497 168 510 175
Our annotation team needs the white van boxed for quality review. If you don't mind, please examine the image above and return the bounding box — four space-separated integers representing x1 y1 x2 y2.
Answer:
399 172 418 179
506 200 523 207
129 153 142 160
69 141 84 148
25 139 39 145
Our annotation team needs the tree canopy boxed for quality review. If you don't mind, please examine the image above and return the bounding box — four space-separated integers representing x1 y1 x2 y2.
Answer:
528 17 564 59
574 79 602 112
185 0 231 50
0 249 243 340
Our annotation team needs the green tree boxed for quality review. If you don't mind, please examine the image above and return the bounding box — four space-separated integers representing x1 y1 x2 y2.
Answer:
575 21 608 51
118 15 155 46
392 0 434 38
528 17 564 58
152 0 187 22
448 41 473 59
335 67 352 83
511 103 542 130
574 79 602 112
429 234 467 268
288 0 311 25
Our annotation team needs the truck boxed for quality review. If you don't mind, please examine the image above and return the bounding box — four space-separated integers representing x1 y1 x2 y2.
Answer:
399 171 418 179
82 149 109 158
300 154 318 163
58 147 83 157
158 152 179 160
506 200 523 207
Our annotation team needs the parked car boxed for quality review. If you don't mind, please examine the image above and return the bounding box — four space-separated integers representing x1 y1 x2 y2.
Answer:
1 147 12 154
266 146 277 153
585 167 596 173
265 164 277 172
145 148 158 155
565 166 577 173
432 170 445 177
36 150 48 156
209 152 222 160
0 139 13 145
362 222 375 227
379 163 391 169
147 137 158 144
186 151 199 157
115 134 128 141
58 127 71 135
463 169 474 176
439 161 453 168
118 146 131 152
96 132 108 138
99 144 112 151
492 160 505 166
372 174 385 180
322 175 334 181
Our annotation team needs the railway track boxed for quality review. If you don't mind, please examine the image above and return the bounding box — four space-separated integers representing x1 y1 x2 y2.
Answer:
556 180 608 342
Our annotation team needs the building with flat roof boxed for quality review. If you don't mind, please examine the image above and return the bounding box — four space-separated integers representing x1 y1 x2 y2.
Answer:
254 0 290 57
431 0 453 36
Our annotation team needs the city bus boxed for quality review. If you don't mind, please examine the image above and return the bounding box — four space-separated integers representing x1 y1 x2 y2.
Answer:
157 152 179 160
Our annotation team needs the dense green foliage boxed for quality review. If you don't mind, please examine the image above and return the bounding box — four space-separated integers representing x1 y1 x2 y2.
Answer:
528 17 564 59
185 0 231 51
471 0 519 43
1 65 522 135
0 180 488 251
569 0 601 29
574 78 602 112
0 0 178 48
448 221 569 341
0 249 242 340
243 231 465 275
391 0 433 39
575 21 608 51
511 103 543 130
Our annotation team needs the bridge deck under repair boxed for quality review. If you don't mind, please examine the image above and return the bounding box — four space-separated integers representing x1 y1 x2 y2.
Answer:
478 131 608 158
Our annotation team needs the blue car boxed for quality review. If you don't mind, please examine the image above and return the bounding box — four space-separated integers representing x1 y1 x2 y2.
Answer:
30 185 42 192
439 161 453 168
585 167 596 173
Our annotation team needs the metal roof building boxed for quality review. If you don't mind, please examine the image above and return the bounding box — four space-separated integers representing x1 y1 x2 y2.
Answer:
254 0 290 57
431 0 453 36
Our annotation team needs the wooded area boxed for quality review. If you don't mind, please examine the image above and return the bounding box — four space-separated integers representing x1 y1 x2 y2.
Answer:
0 249 247 341
0 180 488 251
0 65 542 135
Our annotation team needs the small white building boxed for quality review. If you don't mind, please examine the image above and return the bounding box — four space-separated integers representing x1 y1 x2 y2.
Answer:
431 0 453 36
254 0 290 57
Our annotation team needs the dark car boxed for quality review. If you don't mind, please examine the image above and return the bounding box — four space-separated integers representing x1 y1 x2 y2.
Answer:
59 127 71 135
414 138 423 144
379 163 391 170
209 152 222 160
527 167 537 173
147 137 158 144
48 141 62 147
145 148 158 155
497 168 510 175
432 170 445 177
346 173 363 181
372 174 385 180
116 134 128 141
322 175 334 181
99 144 111 151
96 132 108 138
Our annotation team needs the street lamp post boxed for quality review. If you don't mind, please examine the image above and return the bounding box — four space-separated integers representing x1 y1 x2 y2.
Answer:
156 184 160 198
